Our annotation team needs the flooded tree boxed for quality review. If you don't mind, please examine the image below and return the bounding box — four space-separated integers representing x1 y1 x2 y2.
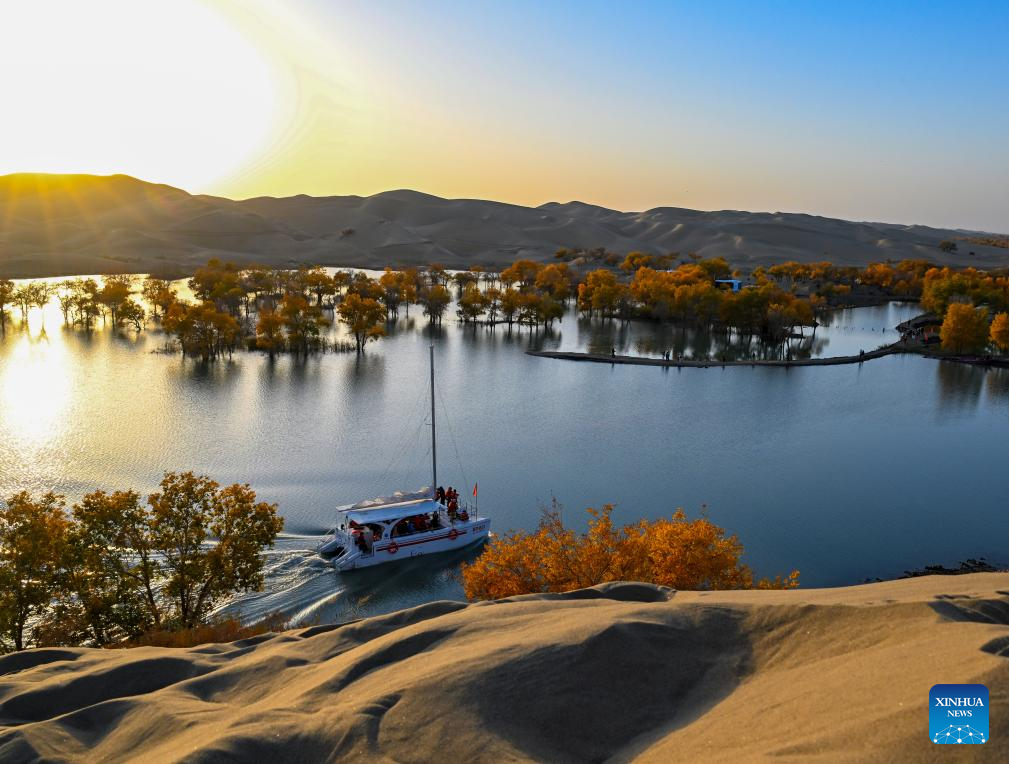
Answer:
0 279 13 330
256 307 287 359
337 293 386 352
420 284 451 325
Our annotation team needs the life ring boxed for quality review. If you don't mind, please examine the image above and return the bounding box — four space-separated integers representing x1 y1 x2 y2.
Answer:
387 541 399 554
448 528 459 541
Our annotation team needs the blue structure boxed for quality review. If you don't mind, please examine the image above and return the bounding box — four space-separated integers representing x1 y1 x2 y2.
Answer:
715 278 742 292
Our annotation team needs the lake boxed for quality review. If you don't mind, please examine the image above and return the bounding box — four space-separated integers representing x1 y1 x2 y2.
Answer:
1 286 1007 625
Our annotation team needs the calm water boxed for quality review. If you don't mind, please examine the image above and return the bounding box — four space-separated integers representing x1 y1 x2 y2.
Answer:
1 287 1007 624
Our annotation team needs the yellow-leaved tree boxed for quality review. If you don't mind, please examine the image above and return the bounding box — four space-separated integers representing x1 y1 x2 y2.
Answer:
990 312 1009 354
460 504 799 600
939 302 990 354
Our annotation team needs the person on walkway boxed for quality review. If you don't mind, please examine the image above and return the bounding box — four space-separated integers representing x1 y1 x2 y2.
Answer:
611 347 616 358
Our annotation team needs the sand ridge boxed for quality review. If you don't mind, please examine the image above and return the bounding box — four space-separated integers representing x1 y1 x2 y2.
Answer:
0 574 1006 762
2 173 1008 278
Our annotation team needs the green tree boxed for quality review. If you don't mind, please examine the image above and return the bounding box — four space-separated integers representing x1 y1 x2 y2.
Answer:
0 491 70 651
337 293 387 352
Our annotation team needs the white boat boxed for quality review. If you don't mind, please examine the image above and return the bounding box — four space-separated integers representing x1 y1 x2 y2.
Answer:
318 345 491 571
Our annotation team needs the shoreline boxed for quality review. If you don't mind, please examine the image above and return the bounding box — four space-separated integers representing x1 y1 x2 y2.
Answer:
528 340 1009 370
527 344 905 368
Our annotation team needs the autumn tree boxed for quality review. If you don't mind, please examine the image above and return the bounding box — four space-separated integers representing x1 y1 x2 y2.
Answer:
62 490 152 645
189 259 245 315
98 275 134 325
0 279 13 330
500 259 541 290
300 266 337 307
534 263 574 302
141 276 177 319
118 299 145 331
990 312 1009 354
12 282 41 320
577 269 625 318
163 302 241 361
280 294 329 355
420 284 452 324
337 292 387 352
499 288 521 324
457 283 489 323
940 302 990 354
0 491 70 651
145 472 283 628
256 307 287 358
379 267 406 316
461 504 798 601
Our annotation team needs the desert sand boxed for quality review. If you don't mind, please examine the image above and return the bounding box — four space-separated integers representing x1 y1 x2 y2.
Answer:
1 574 1006 762
2 173 1008 278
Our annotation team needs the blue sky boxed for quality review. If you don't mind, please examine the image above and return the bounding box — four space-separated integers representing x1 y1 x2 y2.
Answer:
239 0 1009 230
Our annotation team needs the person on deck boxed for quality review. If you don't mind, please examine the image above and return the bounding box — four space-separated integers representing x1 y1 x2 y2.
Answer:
448 497 459 521
429 511 441 529
435 486 446 504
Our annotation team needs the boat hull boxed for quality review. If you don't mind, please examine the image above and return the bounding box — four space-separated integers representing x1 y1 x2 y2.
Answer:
328 517 491 571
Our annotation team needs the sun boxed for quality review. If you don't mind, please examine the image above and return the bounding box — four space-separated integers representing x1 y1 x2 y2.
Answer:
0 0 281 191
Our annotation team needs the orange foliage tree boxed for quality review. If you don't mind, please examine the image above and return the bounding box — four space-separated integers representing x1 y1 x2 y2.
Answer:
939 303 990 354
989 312 1009 353
461 504 799 600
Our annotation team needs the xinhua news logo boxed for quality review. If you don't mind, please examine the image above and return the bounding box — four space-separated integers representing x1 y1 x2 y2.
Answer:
930 684 988 744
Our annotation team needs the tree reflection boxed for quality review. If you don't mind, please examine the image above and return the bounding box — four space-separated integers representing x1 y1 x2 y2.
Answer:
935 361 984 411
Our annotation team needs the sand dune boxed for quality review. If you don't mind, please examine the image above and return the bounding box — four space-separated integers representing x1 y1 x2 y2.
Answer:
2 173 1008 278
1 574 1006 762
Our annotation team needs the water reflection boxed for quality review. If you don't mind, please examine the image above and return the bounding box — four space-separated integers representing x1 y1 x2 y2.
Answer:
935 361 985 413
1 283 1008 620
986 368 1009 403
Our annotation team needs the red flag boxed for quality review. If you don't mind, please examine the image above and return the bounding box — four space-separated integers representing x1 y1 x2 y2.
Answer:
472 483 478 497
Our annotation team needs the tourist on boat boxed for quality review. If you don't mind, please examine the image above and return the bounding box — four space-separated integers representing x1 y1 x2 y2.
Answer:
448 497 459 521
414 514 428 532
458 508 469 522
435 486 446 504
429 511 442 529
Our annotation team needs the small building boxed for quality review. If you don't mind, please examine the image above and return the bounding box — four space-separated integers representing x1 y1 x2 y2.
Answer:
715 278 743 292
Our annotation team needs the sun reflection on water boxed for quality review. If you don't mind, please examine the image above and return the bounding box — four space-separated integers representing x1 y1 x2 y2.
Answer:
0 313 72 450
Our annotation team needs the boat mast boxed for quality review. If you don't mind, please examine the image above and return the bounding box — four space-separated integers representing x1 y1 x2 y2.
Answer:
429 343 437 497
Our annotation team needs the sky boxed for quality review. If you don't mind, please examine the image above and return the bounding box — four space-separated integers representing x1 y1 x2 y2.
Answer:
1 0 1007 231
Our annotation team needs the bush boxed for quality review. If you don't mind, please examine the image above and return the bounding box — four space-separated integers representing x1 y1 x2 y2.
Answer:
117 612 290 649
461 503 799 600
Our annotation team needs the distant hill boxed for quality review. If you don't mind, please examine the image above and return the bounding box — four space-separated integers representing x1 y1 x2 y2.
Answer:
1 173 1006 278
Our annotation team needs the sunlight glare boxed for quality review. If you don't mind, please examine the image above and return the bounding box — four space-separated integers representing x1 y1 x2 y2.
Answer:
0 0 281 190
